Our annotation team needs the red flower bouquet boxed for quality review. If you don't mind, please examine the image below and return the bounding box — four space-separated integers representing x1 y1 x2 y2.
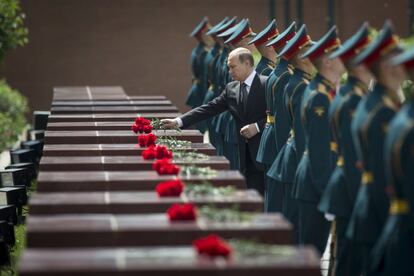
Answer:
155 179 185 197
141 145 157 160
152 158 180 175
192 234 232 257
155 145 173 159
131 116 153 134
138 133 157 147
167 203 197 221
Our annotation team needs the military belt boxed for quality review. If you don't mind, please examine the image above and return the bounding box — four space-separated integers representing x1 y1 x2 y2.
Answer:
336 156 344 167
389 199 410 215
266 115 275 124
330 142 338 153
362 171 374 185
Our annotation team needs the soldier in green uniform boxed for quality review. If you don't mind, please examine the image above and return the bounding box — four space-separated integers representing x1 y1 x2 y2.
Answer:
293 26 345 254
317 22 372 276
186 17 212 109
221 19 256 170
263 22 296 212
247 19 278 76
201 17 229 147
213 19 244 156
370 47 414 276
270 24 314 239
346 21 404 275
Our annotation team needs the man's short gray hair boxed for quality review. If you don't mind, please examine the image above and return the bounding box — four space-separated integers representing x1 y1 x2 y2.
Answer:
229 47 254 67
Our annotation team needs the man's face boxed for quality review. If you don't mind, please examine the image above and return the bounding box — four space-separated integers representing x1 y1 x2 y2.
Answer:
227 55 251 81
331 56 346 76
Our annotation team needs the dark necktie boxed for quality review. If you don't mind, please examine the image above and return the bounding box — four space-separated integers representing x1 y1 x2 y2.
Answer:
240 82 248 112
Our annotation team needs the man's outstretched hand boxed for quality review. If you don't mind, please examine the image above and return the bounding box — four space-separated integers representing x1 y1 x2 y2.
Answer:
161 119 178 129
240 123 259 139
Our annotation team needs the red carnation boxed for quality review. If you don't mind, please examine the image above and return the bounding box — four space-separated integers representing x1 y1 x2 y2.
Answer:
142 145 157 160
137 133 157 147
143 124 153 133
138 135 147 147
167 203 197 221
155 145 173 159
158 164 180 175
146 133 157 146
132 117 153 134
131 123 140 134
152 158 172 171
156 179 185 197
192 234 232 257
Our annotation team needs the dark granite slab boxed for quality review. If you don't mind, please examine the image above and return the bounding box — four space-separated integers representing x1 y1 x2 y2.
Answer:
37 170 246 192
47 121 186 131
42 143 216 156
26 213 293 247
51 100 172 106
29 190 263 214
44 130 202 144
47 113 181 122
19 246 321 276
39 156 230 171
50 105 178 114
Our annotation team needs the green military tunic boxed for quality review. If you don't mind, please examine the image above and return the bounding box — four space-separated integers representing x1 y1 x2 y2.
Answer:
346 83 398 274
293 74 336 254
186 42 209 109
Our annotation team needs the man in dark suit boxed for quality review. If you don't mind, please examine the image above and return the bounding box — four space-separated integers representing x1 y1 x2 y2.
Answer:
162 47 268 194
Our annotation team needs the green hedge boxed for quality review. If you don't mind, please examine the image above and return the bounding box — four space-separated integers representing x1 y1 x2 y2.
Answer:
0 79 28 152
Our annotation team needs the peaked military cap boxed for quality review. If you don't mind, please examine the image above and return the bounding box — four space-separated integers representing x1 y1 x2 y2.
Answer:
302 25 341 60
224 19 255 45
205 17 229 36
278 24 312 59
352 20 400 66
330 22 370 61
217 19 246 41
248 19 279 46
391 47 414 70
190 17 209 37
209 16 238 36
266 21 296 48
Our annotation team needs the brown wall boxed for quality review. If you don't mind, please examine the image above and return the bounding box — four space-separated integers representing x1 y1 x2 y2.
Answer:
0 0 409 114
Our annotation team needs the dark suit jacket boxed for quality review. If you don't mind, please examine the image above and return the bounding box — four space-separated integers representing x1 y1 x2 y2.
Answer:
180 73 268 173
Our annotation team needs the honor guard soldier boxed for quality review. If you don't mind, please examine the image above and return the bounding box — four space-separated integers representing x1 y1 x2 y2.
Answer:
317 22 372 276
247 19 278 76
213 19 244 156
186 17 212 110
346 20 404 275
293 26 345 255
201 17 229 146
371 47 414 276
207 17 238 155
269 24 314 239
221 19 256 170
262 22 296 212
